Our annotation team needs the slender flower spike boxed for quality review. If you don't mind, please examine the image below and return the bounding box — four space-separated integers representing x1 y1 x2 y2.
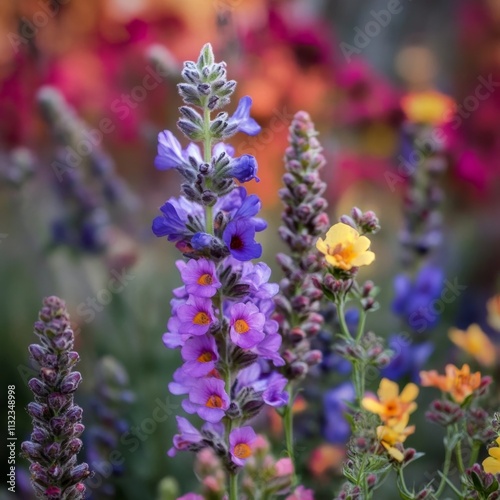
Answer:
21 296 90 499
229 426 257 466
362 378 419 426
316 223 375 271
483 437 500 474
420 363 488 404
448 324 496 367
376 413 416 462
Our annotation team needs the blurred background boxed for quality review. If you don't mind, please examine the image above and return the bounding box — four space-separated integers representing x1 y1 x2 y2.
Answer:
1 0 500 498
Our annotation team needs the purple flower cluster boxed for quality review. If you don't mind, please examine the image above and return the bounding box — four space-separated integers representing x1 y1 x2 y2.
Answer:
152 44 288 484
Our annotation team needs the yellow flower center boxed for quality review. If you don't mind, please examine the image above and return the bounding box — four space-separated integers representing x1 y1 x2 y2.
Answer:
197 351 214 363
206 395 223 408
328 242 356 269
234 319 250 334
193 312 210 325
197 273 213 286
234 443 252 459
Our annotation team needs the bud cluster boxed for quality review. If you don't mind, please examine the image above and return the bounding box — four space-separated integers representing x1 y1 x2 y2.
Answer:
275 111 330 381
21 296 90 499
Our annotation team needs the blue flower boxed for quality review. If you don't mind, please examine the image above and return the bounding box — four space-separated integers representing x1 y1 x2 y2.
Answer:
229 155 259 183
154 130 186 170
223 219 262 261
191 232 216 250
392 265 444 332
323 382 354 444
228 96 261 136
152 198 199 241
381 334 434 382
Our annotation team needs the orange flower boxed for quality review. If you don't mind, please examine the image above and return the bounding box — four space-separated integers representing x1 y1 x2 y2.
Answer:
309 444 345 476
448 324 496 367
487 295 500 331
362 378 418 426
420 364 483 404
376 413 415 462
401 90 455 125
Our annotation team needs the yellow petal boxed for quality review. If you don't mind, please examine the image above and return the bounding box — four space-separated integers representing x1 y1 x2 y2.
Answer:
361 397 385 415
483 456 500 475
351 251 375 267
378 379 399 401
400 383 419 404
448 329 466 349
325 223 358 244
316 238 327 254
381 442 404 462
353 235 371 253
489 446 500 460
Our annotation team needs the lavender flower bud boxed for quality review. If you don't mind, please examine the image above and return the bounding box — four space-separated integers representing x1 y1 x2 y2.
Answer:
21 297 90 499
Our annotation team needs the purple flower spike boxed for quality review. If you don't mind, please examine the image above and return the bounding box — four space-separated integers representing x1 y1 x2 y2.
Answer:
177 296 215 336
229 426 257 466
154 130 186 170
229 302 266 349
223 220 262 261
189 378 229 423
181 335 219 377
228 96 261 136
178 258 221 297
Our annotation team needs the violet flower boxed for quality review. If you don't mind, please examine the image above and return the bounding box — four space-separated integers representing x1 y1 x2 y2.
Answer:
21 296 90 499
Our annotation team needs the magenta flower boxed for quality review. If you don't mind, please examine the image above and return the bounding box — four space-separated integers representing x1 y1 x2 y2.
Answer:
178 258 221 298
177 494 204 500
223 219 262 261
187 378 229 423
229 426 257 466
181 335 219 377
229 302 266 349
177 296 215 336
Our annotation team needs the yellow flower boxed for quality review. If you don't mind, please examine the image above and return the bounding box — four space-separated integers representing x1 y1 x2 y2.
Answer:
483 437 500 475
362 378 418 426
316 223 375 271
487 295 500 331
449 324 496 367
420 363 482 404
377 413 415 462
401 90 455 125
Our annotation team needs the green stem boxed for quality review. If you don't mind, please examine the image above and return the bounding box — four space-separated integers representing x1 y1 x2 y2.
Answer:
397 467 413 498
353 361 366 404
455 439 465 475
284 384 298 486
469 441 480 468
435 429 454 498
203 106 214 235
336 299 351 339
355 308 366 343
229 472 238 500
